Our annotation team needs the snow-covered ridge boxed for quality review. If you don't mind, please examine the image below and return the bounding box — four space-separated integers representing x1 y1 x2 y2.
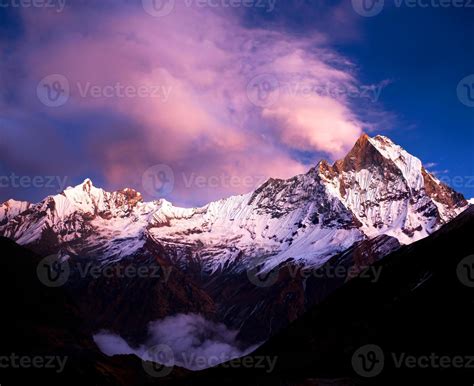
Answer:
0 200 31 223
368 135 424 191
0 134 468 271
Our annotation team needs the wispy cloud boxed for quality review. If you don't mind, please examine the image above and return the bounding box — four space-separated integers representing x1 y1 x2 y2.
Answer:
0 2 386 205
94 314 258 371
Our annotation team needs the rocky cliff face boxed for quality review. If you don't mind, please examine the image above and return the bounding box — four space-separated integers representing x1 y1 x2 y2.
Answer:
0 134 468 348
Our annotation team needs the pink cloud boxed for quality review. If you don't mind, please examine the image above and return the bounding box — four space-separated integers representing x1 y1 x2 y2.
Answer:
2 4 369 205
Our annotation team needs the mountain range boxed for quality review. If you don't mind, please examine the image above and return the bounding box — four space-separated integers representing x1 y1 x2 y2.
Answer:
0 134 468 269
0 133 472 371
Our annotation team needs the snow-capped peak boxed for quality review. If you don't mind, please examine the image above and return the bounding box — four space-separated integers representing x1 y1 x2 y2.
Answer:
0 134 469 270
469 198 474 205
0 199 31 223
368 135 424 191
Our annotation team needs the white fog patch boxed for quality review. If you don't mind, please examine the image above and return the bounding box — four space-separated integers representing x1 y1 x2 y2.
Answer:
93 314 260 371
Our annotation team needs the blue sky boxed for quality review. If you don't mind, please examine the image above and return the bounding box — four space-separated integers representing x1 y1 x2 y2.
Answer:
0 0 473 205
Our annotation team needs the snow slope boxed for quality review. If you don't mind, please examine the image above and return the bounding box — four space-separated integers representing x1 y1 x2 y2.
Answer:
0 135 468 272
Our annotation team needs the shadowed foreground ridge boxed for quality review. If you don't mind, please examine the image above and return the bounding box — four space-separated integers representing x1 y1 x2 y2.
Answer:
1 207 473 385
169 206 474 385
